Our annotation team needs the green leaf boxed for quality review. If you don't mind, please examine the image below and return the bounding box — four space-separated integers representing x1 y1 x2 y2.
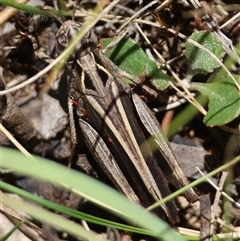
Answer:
101 38 171 90
185 31 224 75
1 181 154 236
0 0 71 17
0 222 22 241
1 147 187 241
191 76 240 126
1 194 108 241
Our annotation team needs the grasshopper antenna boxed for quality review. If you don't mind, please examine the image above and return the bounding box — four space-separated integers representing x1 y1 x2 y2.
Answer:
42 8 64 25
71 0 83 21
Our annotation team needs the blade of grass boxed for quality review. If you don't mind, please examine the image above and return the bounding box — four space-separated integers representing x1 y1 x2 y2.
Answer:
0 221 22 241
1 194 108 241
0 181 153 236
1 147 187 241
147 155 240 212
0 0 71 17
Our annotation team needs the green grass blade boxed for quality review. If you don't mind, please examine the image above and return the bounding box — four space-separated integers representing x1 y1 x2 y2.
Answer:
0 222 22 241
1 147 187 241
1 195 108 241
0 181 153 235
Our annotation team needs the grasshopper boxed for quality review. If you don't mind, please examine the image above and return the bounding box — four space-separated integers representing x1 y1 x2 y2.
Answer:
55 20 198 223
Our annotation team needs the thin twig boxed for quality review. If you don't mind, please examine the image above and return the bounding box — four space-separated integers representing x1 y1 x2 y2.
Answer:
196 167 240 208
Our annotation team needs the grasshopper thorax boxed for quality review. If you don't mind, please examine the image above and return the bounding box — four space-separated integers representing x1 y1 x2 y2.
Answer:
56 20 98 58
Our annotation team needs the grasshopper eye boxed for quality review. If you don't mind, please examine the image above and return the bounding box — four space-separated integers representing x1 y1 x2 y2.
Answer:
57 33 69 48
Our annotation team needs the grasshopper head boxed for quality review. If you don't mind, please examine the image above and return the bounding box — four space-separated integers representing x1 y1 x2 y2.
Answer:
56 20 98 58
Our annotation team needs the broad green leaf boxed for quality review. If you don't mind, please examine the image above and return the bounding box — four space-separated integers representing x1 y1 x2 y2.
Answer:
191 76 240 126
101 38 171 90
185 31 224 75
1 147 187 241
